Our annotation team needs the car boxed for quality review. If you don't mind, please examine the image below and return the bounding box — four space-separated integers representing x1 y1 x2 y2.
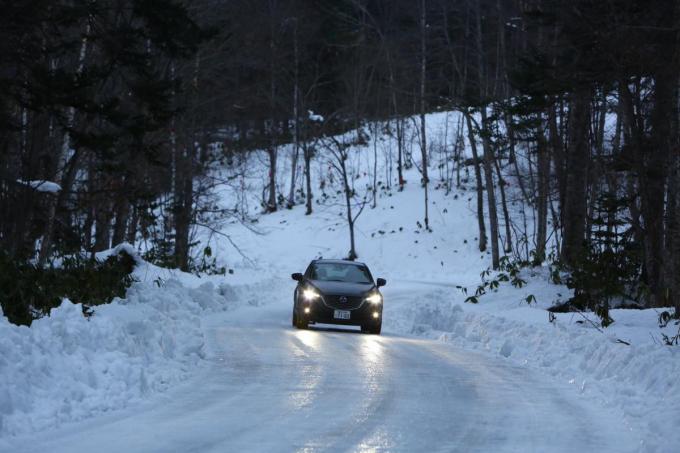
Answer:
291 259 386 334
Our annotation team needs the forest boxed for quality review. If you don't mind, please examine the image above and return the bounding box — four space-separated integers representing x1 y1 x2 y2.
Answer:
1 0 679 325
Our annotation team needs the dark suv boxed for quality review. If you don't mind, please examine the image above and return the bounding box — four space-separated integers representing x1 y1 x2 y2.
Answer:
291 259 386 334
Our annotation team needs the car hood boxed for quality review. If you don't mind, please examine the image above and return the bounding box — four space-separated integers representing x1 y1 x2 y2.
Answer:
309 280 375 297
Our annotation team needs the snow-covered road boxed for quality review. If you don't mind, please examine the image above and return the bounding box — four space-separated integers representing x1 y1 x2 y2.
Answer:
8 287 640 453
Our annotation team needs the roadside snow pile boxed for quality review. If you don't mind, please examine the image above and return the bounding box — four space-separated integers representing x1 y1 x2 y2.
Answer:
395 285 680 453
0 278 233 438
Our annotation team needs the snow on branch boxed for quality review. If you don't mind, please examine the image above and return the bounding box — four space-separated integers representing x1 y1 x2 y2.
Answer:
17 179 62 193
308 110 324 123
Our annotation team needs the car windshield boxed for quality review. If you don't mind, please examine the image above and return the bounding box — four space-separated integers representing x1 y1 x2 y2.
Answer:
310 263 372 284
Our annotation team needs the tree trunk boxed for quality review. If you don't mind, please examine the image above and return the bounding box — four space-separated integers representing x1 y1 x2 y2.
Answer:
480 107 500 269
340 154 357 260
372 122 378 209
93 174 112 253
464 110 487 252
396 118 404 189
387 51 405 190
419 0 429 230
93 209 112 253
304 142 313 215
287 146 298 209
643 65 674 306
174 144 193 272
493 149 512 254
561 88 591 267
267 16 278 213
38 21 91 266
287 19 299 209
619 80 646 257
667 151 680 314
670 153 680 315
548 101 566 236
535 121 550 264
112 197 129 246
266 145 278 212
126 206 138 244
472 0 498 267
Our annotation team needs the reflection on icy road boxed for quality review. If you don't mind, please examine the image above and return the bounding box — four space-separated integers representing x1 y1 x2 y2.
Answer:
14 303 638 453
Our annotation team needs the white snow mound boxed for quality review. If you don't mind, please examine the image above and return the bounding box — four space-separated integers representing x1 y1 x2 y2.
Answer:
0 278 231 438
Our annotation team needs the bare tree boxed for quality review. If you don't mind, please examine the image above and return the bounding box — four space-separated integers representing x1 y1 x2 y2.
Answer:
419 0 430 230
474 1 499 269
464 110 487 252
322 134 368 261
286 17 300 209
534 121 550 263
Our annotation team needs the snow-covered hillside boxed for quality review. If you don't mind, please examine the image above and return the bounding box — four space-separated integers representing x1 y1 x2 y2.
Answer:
1 111 678 452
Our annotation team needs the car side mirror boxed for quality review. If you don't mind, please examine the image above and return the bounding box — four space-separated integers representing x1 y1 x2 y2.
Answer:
376 278 386 287
291 273 303 282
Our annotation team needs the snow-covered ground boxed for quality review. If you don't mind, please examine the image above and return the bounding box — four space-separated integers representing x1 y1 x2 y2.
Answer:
2 300 643 453
1 111 678 452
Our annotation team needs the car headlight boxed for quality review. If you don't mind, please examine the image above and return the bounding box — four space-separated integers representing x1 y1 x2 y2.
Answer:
365 293 382 304
303 288 321 301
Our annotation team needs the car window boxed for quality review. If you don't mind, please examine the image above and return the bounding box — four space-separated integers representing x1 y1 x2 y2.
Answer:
310 263 372 284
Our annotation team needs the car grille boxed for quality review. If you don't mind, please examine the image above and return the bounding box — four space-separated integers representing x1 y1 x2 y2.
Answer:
323 295 364 310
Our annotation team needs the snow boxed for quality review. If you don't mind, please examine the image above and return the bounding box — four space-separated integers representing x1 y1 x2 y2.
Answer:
1 109 678 452
196 110 679 451
2 303 643 453
0 272 238 438
307 110 324 122
383 280 680 453
17 179 62 193
94 242 142 264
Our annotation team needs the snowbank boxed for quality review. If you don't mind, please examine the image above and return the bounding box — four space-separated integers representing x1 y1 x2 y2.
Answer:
0 278 233 438
388 283 680 453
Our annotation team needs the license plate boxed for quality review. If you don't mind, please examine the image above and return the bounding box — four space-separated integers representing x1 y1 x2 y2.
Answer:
334 310 350 320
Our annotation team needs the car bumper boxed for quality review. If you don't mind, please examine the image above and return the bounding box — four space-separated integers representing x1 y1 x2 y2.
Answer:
301 302 382 326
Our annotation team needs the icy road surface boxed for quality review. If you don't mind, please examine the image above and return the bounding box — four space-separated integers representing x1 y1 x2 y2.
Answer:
11 292 639 453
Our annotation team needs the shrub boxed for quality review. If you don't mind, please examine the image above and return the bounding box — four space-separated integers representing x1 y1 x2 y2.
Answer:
456 255 534 305
0 250 136 326
563 192 642 327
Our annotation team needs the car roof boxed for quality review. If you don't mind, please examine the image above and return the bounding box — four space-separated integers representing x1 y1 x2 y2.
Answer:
312 259 367 266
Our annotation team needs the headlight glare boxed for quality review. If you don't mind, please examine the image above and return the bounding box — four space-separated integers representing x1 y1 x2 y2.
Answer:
365 293 382 304
303 288 321 301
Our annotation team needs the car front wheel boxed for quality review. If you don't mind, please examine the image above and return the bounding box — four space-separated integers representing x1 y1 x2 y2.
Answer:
295 309 308 329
